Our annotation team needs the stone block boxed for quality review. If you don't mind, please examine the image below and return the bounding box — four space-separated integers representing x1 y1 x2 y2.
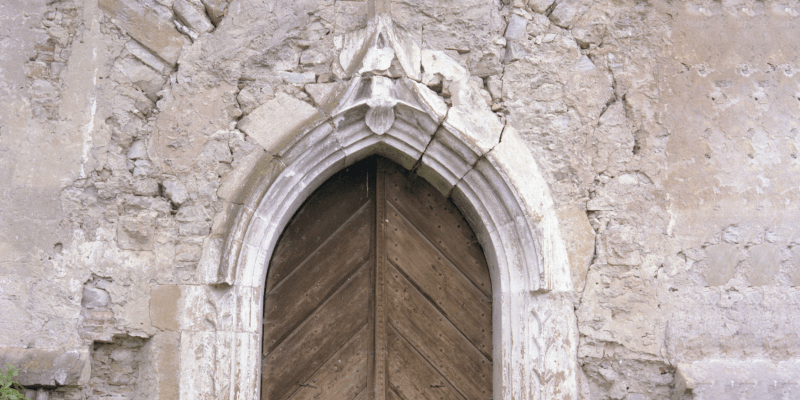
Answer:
792 246 800 287
420 50 467 81
557 204 595 292
150 285 181 331
81 287 111 310
0 348 90 387
705 243 741 286
115 57 166 102
528 0 554 13
99 0 186 65
217 147 267 204
504 14 528 41
443 79 503 156
748 244 780 286
548 0 582 28
125 40 171 75
117 215 156 251
173 0 214 34
162 179 189 205
676 359 800 399
196 236 224 284
236 93 321 154
200 0 228 25
140 332 180 400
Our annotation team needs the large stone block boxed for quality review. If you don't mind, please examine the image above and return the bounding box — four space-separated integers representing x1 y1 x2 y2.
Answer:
748 244 779 286
705 243 741 286
141 332 180 400
99 0 186 65
0 348 90 387
236 93 322 154
557 204 595 292
150 285 181 331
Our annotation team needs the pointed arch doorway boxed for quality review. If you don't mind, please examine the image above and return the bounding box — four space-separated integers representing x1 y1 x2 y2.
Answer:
260 156 493 400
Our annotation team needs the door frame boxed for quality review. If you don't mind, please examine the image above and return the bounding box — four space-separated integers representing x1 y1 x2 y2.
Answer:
182 14 579 400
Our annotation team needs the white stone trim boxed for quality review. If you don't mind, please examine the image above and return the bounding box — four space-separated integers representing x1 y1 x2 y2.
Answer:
183 12 579 400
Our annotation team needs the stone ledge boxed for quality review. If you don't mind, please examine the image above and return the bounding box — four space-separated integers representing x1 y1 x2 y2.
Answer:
0 348 90 387
676 359 800 399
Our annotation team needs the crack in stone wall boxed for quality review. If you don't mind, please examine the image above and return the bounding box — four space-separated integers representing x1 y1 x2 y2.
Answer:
2 0 800 399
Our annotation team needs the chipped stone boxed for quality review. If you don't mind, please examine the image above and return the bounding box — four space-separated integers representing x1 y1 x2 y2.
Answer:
99 0 187 65
117 215 156 251
201 0 228 26
162 179 189 205
421 49 467 81
125 40 172 75
173 0 215 35
529 0 555 13
505 14 528 41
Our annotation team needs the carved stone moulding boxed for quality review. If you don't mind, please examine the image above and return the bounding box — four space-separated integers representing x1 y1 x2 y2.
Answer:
186 8 579 400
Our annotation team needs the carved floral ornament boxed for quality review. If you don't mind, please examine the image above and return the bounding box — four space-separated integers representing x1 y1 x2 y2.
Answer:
189 2 580 399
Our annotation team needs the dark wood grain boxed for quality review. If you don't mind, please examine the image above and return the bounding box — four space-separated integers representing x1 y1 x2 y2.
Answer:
386 203 492 359
262 266 370 400
387 324 465 400
287 323 369 400
386 262 492 399
267 164 371 292
384 163 492 297
263 204 372 355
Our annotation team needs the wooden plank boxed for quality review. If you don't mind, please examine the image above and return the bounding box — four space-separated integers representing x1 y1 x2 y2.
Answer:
262 265 370 400
267 164 371 292
263 205 372 355
353 387 368 400
387 204 492 359
387 388 403 400
384 163 492 297
387 325 465 400
386 263 492 399
372 159 388 400
287 324 369 400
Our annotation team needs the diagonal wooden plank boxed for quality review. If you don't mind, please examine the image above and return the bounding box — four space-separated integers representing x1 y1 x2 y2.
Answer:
353 387 368 400
387 387 403 400
262 265 370 400
263 204 372 354
384 163 492 297
287 323 369 400
268 164 371 292
387 324 465 400
386 262 492 399
387 203 492 359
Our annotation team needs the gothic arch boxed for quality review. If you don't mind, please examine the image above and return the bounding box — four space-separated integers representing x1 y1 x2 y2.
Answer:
185 11 579 400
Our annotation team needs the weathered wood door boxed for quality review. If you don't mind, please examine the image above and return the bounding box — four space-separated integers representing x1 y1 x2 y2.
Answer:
261 157 492 400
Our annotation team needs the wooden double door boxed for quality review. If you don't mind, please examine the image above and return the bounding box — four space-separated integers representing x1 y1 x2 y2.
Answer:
261 157 492 400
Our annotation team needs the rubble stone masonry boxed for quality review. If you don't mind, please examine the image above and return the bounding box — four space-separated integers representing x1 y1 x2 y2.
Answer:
0 0 798 399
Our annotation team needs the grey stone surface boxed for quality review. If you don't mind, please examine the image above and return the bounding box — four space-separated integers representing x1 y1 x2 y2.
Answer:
173 0 214 35
1 0 799 398
98 0 186 65
0 348 90 387
504 14 528 41
237 92 321 153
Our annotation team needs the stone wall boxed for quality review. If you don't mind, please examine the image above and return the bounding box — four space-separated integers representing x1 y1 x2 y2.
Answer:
0 0 798 399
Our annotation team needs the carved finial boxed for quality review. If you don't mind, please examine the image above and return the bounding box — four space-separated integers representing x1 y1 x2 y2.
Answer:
368 0 391 17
